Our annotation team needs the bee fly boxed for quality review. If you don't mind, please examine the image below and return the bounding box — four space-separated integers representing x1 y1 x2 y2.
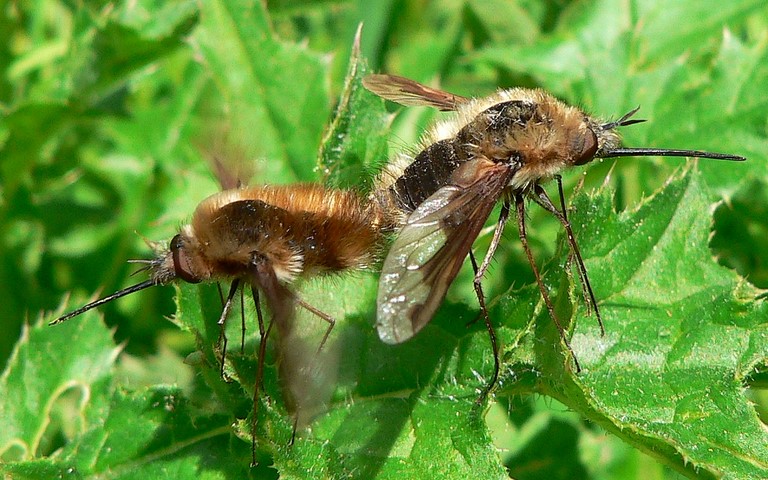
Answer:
52 183 386 464
364 73 745 399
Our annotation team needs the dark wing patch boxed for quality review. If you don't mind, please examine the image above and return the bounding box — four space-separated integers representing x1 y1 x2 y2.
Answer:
363 74 468 111
376 160 517 343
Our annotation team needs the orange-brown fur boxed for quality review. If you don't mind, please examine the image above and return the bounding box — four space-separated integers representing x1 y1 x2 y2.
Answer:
169 184 384 285
377 87 620 195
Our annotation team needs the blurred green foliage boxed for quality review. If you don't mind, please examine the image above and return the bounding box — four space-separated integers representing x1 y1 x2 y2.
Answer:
1 1 767 479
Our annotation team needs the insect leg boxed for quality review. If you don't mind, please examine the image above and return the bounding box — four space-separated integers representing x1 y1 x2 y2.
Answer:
240 288 246 353
550 177 593 316
471 201 511 403
217 279 241 377
216 282 225 305
516 194 581 372
251 285 271 393
466 251 481 327
249 284 274 467
294 297 336 354
247 254 292 467
532 181 604 335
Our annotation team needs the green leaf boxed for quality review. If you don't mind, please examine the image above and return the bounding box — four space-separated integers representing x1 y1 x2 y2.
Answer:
4 1 766 479
0 7 198 200
0 313 255 479
314 395 505 478
3 386 251 479
553 169 768 478
61 386 244 478
85 15 199 104
317 25 392 193
0 313 119 462
711 179 768 288
0 102 71 201
192 0 332 182
473 168 768 478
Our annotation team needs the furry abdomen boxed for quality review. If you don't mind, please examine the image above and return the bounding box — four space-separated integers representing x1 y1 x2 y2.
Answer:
187 185 383 283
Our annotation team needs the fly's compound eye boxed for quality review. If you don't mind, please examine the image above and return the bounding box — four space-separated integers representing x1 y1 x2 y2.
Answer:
573 129 599 166
171 234 202 284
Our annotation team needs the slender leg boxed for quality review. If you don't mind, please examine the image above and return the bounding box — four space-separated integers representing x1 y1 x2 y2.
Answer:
240 288 246 353
251 286 268 393
217 279 241 377
516 194 581 372
289 416 299 447
471 201 511 403
532 181 604 335
250 285 273 468
553 177 593 316
465 251 480 327
216 283 225 305
469 250 479 273
247 254 283 468
294 297 336 353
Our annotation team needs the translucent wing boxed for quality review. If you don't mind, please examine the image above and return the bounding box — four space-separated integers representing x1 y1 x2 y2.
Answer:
376 160 517 343
363 74 469 111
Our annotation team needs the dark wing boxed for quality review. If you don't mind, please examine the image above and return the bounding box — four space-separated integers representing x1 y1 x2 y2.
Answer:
197 125 256 190
249 250 338 430
376 160 517 344
210 155 244 190
362 74 469 111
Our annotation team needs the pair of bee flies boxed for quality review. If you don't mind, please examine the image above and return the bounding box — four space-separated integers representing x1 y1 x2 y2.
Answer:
52 73 745 461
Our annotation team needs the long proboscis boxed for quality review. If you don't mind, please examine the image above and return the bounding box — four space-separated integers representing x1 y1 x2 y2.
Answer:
50 279 158 326
603 148 746 161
